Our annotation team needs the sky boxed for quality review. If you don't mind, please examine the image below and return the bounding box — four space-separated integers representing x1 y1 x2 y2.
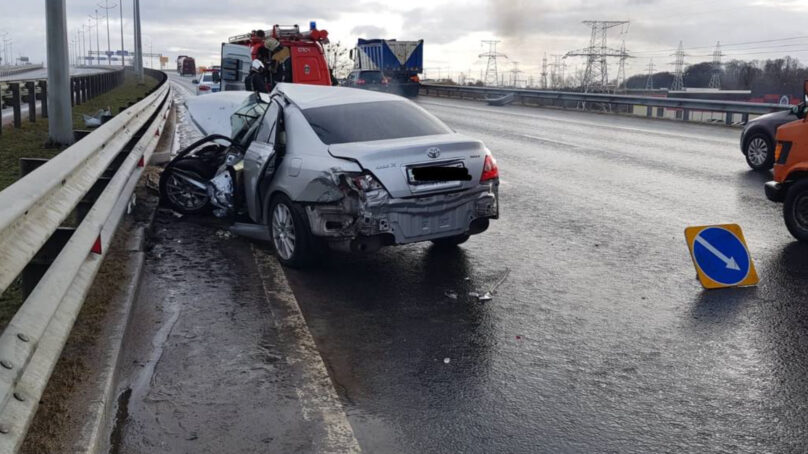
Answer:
2 0 808 83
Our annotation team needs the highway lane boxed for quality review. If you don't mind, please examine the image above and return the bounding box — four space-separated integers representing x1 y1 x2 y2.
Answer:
0 65 112 82
283 96 808 453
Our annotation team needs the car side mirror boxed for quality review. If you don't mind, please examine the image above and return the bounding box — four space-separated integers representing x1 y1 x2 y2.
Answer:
192 79 199 84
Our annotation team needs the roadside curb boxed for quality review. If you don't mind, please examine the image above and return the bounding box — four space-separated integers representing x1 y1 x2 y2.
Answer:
74 251 144 454
252 247 362 453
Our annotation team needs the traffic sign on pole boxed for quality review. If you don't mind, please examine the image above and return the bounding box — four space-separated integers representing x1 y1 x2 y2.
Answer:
685 224 758 289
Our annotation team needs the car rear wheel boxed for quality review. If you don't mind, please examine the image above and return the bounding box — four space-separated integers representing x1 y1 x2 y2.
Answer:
784 180 808 242
430 234 470 248
270 194 316 268
745 133 774 171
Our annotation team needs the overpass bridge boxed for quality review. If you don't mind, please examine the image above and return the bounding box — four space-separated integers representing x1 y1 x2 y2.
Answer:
0 71 806 453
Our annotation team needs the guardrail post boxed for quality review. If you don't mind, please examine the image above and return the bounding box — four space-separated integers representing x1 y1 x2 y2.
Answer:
682 109 690 121
39 81 48 118
725 112 734 126
25 81 36 122
10 83 21 128
646 106 652 117
741 113 749 124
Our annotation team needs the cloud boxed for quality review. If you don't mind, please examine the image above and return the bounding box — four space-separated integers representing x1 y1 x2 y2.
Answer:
350 25 387 37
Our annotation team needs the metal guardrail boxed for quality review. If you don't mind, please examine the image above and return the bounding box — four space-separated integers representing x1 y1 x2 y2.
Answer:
420 84 792 124
0 65 44 79
0 69 171 452
1 68 125 134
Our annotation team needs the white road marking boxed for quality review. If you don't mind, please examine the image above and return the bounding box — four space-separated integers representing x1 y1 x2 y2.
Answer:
252 247 361 453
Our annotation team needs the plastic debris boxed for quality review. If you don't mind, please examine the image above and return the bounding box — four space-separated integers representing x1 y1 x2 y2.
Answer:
443 357 451 364
478 292 493 302
215 230 235 240
444 290 458 300
82 106 112 128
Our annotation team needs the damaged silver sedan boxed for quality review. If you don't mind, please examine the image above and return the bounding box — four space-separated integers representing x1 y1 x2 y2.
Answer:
161 84 499 267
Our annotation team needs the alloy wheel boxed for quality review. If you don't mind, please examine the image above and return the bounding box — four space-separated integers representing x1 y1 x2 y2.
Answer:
747 137 769 167
272 203 297 260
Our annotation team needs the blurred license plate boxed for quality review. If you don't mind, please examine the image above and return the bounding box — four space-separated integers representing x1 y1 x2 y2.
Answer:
407 163 468 184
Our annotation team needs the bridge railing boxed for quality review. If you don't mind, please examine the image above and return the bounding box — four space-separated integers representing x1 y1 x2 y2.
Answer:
420 84 792 125
0 65 44 79
0 68 171 452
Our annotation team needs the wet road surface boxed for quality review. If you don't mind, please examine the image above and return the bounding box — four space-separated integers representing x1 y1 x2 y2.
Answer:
111 79 359 453
282 97 808 453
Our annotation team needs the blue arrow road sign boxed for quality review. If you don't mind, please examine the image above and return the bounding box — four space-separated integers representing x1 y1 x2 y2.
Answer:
691 227 751 285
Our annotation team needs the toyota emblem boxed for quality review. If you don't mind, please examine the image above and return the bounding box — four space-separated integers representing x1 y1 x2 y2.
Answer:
426 147 441 159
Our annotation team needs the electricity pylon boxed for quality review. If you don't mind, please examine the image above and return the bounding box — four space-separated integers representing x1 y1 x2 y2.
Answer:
564 20 630 92
645 58 655 90
708 41 722 89
671 41 686 91
541 53 548 89
479 40 507 87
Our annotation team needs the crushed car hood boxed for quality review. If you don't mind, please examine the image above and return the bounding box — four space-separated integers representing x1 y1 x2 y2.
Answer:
185 91 269 136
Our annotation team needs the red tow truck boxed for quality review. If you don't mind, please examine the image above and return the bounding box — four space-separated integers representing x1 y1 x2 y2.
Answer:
219 23 333 91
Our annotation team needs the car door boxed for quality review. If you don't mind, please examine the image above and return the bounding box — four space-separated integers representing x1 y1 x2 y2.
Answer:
244 100 280 222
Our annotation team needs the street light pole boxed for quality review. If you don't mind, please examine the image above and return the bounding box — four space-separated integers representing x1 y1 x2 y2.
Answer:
133 0 143 81
98 0 116 65
119 0 125 66
90 10 101 65
45 0 74 145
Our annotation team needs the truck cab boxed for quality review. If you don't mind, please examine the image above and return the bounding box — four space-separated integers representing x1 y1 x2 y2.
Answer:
219 24 332 92
764 80 808 240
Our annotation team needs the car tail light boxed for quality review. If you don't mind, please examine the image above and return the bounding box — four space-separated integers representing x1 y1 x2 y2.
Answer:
480 153 499 182
352 173 385 192
198 85 211 91
356 79 366 85
410 75 420 83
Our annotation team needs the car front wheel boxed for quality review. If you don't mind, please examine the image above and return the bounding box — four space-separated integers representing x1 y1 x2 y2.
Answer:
270 194 316 268
745 133 774 171
784 179 808 242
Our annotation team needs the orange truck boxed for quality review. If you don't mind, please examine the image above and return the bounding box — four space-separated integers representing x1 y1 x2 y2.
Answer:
764 80 808 240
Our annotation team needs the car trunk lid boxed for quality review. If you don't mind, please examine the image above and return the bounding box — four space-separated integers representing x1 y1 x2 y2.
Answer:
328 134 486 198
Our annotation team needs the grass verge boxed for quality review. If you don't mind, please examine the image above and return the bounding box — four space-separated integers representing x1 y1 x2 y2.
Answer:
0 70 159 331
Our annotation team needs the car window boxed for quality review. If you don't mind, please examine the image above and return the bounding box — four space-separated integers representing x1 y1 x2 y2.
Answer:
231 95 269 147
255 101 280 144
360 71 382 82
303 100 452 145
202 74 213 83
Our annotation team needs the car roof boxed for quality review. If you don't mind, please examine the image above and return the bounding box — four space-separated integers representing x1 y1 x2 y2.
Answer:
274 83 404 110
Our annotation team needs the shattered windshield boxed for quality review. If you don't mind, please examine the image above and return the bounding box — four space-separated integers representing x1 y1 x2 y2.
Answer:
230 95 268 147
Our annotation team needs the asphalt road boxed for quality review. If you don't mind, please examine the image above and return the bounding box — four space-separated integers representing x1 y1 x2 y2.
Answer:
281 97 808 453
0 65 111 82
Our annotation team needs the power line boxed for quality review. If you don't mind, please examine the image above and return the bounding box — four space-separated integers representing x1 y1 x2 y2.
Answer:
632 35 808 55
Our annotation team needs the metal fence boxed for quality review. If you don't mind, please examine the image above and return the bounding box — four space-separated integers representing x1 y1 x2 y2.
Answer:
0 68 171 452
1 68 125 134
419 84 792 125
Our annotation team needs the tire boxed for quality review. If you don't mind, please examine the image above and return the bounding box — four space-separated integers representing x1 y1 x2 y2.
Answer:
159 159 213 215
783 179 808 242
269 194 316 268
430 234 470 248
744 132 774 171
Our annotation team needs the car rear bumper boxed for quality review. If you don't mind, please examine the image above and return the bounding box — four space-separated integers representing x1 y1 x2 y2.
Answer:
306 183 499 245
765 180 787 202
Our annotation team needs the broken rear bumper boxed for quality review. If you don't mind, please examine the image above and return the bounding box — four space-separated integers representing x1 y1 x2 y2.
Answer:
305 183 499 245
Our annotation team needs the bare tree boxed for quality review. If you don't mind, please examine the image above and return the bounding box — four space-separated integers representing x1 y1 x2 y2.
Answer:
324 41 354 79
